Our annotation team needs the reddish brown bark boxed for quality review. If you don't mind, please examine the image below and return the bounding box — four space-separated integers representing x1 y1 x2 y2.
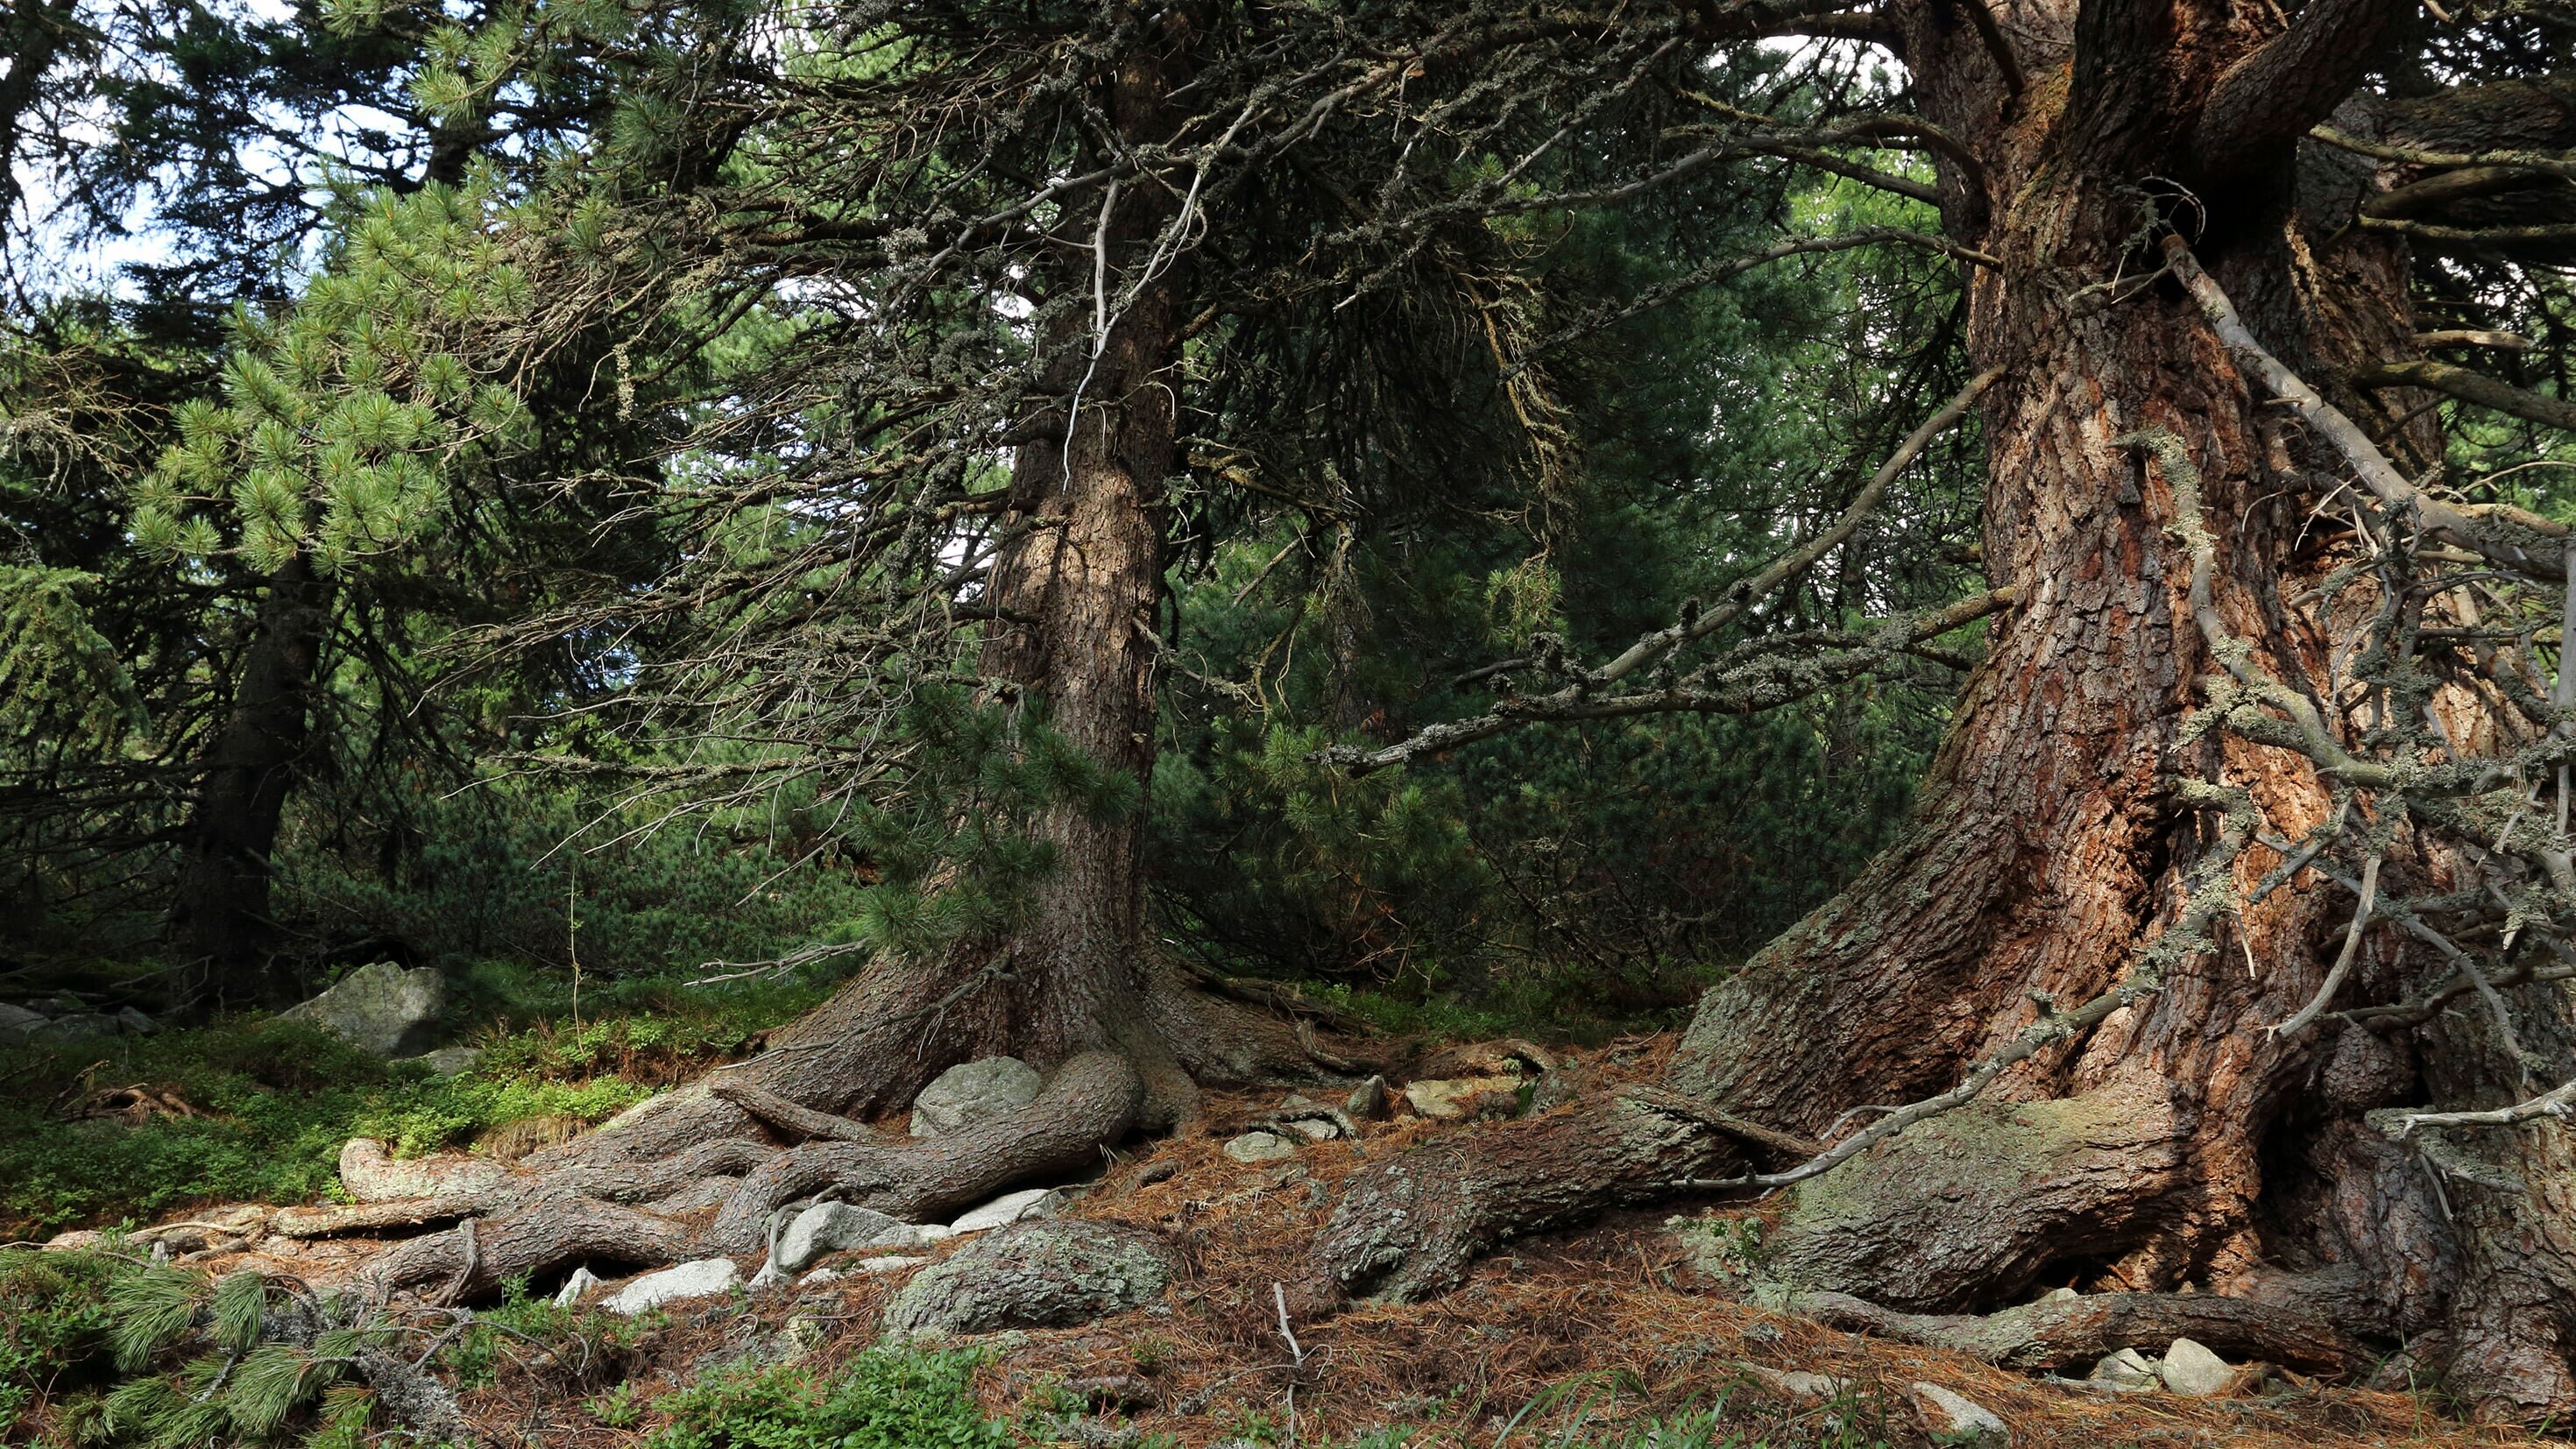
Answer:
1315 0 2576 1423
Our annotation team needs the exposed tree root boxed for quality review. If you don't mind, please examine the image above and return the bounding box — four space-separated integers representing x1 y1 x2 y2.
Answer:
278 958 1362 1310
706 1079 884 1142
1751 1084 2189 1311
705 1051 1143 1250
1306 1089 1756 1307
1791 1289 2367 1375
367 1194 699 1298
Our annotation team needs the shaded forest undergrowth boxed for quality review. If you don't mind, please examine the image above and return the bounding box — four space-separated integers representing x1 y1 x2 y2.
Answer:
3 1014 2556 1449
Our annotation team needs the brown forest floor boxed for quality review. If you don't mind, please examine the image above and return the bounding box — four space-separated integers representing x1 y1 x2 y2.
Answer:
135 1036 2568 1449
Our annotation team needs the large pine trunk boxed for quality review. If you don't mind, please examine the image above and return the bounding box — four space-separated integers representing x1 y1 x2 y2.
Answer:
167 554 336 1009
1319 0 2576 1421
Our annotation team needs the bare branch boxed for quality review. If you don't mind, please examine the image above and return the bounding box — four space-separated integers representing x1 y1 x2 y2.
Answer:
2379 1078 2576 1138
2354 357 2576 432
2271 852 2381 1037
2165 235 2569 584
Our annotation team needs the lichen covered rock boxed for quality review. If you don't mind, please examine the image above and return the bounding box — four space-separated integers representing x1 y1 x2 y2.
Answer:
909 1057 1044 1136
882 1219 1177 1336
280 962 445 1057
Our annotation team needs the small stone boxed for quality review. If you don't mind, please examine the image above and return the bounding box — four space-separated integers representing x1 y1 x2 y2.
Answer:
553 1266 604 1307
1223 1130 1298 1163
2089 1347 2159 1389
0 1002 43 1036
1401 1076 1523 1120
909 1057 1043 1137
776 1203 923 1272
2158 1337 2236 1396
279 962 446 1057
950 1186 1064 1233
1739 1363 1844 1397
1911 1383 2008 1445
1343 1075 1390 1120
400 1046 482 1077
1282 1118 1341 1142
2039 1285 2078 1303
856 1255 930 1272
115 1007 158 1036
798 1268 844 1288
782 1312 829 1359
45 1229 103 1251
601 1257 740 1315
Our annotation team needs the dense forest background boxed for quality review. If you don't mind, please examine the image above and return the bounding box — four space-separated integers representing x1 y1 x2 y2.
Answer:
27 0 2576 1441
2 4 1975 1071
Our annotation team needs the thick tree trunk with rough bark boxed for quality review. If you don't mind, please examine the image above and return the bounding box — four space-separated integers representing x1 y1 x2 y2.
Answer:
1313 0 2576 1424
168 554 336 1009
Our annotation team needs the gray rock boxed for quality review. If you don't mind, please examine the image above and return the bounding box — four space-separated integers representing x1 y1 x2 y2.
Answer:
882 1219 1178 1337
855 1255 930 1273
2038 1285 2078 1303
29 1012 121 1041
399 1046 481 1078
601 1257 740 1315
949 1186 1065 1232
2157 1337 2236 1396
776 1203 923 1272
0 1002 42 1036
1272 1097 1355 1141
2089 1347 2159 1389
1223 1131 1298 1163
1344 1075 1390 1120
553 1266 604 1307
280 963 445 1057
909 1057 1042 1137
797 1268 844 1289
1911 1383 2008 1445
1739 1363 1844 1397
116 1007 158 1036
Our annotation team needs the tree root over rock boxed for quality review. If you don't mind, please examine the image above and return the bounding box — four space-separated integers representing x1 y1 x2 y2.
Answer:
353 1051 1145 1299
1792 1289 2367 1375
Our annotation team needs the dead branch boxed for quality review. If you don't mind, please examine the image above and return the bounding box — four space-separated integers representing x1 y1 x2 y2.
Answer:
2353 357 2576 432
1793 1289 2366 1374
2378 1077 2576 1137
2166 234 2570 584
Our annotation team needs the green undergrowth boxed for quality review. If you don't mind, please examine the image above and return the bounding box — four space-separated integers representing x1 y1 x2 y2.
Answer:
647 1348 1012 1449
0 1240 1900 1449
0 964 838 1237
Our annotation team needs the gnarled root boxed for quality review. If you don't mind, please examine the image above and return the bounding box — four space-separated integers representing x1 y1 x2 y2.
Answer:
366 1194 699 1299
1752 1084 2187 1311
1306 1088 1757 1307
708 1050 1143 1251
300 951 1367 1310
1793 1289 2366 1375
